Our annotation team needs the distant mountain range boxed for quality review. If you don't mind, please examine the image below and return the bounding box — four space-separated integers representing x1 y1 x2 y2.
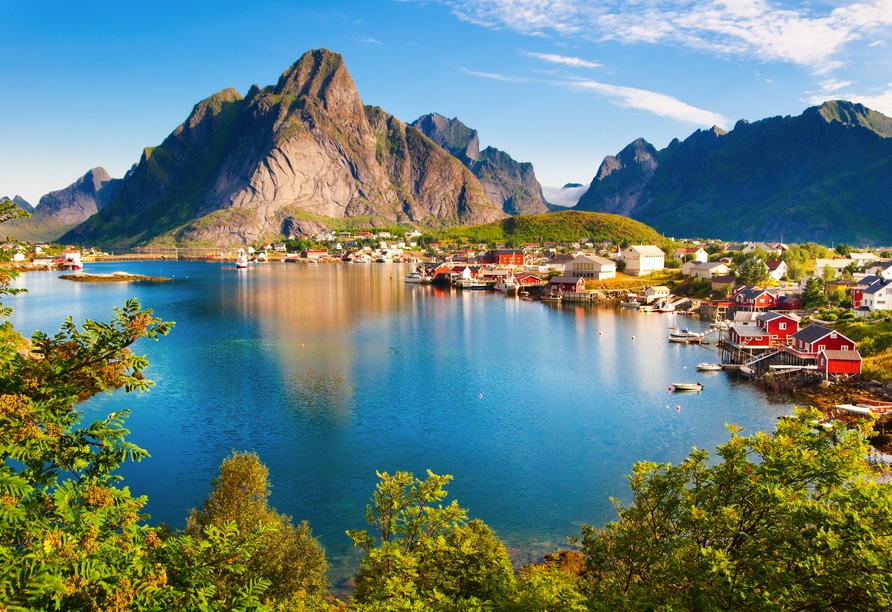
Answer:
574 101 892 245
7 49 892 248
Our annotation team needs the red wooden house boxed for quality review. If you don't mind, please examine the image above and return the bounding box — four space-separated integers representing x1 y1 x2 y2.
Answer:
727 325 771 349
547 276 587 293
734 287 777 311
756 312 800 344
478 249 525 266
786 325 857 358
514 273 543 286
818 349 863 378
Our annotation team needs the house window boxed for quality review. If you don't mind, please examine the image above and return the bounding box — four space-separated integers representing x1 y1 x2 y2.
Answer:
779 323 786 330
842 346 848 350
818 345 825 352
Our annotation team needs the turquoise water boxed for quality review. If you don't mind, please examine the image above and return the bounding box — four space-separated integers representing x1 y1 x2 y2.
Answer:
9 261 794 584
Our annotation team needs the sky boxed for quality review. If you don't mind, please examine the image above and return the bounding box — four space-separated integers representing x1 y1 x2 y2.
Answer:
2 0 892 207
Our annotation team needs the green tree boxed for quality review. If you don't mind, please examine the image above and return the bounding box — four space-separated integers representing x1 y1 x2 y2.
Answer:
576 411 892 611
835 243 852 256
186 451 329 603
348 471 514 610
823 264 836 280
736 258 769 285
801 277 828 309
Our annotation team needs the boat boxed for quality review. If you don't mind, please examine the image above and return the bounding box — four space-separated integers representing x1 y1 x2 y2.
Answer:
638 304 654 312
668 328 701 343
540 292 563 303
455 279 486 290
696 363 723 372
236 254 248 269
620 298 640 307
404 271 431 284
494 277 519 294
657 300 676 313
673 383 703 392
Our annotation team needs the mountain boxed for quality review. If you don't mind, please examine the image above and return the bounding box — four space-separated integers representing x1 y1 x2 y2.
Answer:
0 195 34 213
574 101 892 245
4 168 123 242
63 49 505 248
411 113 549 216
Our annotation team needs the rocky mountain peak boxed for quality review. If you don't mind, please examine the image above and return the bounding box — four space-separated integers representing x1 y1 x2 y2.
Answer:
36 167 123 226
273 49 363 119
814 100 892 137
411 113 480 163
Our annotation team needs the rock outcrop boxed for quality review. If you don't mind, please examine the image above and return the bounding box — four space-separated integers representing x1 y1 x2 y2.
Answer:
63 50 504 247
0 196 34 213
411 113 549 216
574 101 892 244
36 168 123 226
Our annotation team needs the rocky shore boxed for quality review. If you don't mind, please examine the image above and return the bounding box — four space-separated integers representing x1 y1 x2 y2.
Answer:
59 272 172 282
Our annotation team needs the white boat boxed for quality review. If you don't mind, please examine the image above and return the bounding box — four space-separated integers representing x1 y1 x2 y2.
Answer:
673 383 703 392
236 254 248 269
696 363 723 372
455 279 486 290
540 293 562 303
404 271 430 284
668 328 701 343
494 277 518 293
638 304 655 312
620 299 640 307
657 301 676 313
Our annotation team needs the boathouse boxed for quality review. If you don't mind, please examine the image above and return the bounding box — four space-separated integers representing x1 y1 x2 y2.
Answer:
756 312 800 344
734 287 776 311
785 325 857 358
548 276 587 293
818 349 863 380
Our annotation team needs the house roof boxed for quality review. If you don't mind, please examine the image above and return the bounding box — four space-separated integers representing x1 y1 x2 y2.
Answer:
863 278 892 295
626 245 665 256
790 324 841 344
758 311 801 322
572 255 616 267
765 259 786 270
711 275 737 284
647 285 670 292
736 287 770 300
549 254 575 263
692 261 727 270
733 327 770 338
820 349 863 362
549 276 586 284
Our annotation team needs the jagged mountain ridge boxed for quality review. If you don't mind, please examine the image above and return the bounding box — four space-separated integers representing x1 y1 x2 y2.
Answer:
0 196 34 213
4 169 123 242
574 101 892 245
64 49 505 247
411 113 549 216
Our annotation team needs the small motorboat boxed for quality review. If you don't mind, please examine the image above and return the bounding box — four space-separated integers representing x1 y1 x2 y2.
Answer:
696 363 723 372
236 254 248 269
673 383 703 392
540 293 562 303
668 328 701 343
404 270 431 284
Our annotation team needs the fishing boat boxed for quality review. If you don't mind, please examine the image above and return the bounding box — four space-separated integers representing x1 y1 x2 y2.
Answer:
236 254 248 269
455 279 486 290
657 300 676 313
673 383 703 392
668 328 701 343
494 277 519 294
638 304 655 312
404 270 431 284
696 363 723 372
540 292 562 303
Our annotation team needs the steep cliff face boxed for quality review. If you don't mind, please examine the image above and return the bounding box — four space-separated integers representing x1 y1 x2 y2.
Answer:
64 49 504 247
0 196 34 213
37 168 122 226
411 113 549 216
574 102 892 244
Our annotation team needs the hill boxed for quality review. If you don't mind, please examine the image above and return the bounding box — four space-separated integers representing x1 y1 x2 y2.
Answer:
574 101 892 245
423 209 669 247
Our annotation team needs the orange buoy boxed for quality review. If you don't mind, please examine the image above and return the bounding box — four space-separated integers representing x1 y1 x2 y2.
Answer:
479 394 482 398
676 406 680 411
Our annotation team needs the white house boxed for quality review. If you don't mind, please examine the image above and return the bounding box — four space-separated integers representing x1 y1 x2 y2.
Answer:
566 255 616 280
765 260 788 281
861 278 892 311
690 261 730 279
673 247 708 262
644 285 670 300
621 245 665 276
813 258 851 278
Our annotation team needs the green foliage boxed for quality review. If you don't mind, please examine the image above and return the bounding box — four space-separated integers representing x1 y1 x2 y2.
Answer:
801 277 828 309
736 258 769 285
186 451 329 603
835 243 852 256
576 411 892 611
822 264 837 280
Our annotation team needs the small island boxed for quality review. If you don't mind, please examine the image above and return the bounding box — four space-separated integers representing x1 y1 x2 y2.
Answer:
59 271 172 282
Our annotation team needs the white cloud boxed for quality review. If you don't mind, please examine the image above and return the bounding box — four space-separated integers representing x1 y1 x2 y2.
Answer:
409 0 892 72
358 38 383 44
525 51 601 68
459 68 528 82
869 39 887 46
562 79 729 127
542 183 591 207
819 79 854 92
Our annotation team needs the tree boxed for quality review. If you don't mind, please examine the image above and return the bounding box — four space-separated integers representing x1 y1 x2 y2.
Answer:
348 471 514 610
576 411 892 611
801 277 828 309
823 264 836 280
186 451 329 603
835 243 852 256
736 258 769 286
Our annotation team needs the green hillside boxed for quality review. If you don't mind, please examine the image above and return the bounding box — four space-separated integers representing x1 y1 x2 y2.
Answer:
424 210 670 246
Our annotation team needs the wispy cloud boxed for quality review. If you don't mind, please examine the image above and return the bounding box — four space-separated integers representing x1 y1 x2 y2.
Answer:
409 0 892 73
358 38 382 44
459 68 528 83
525 51 601 68
561 79 729 127
869 40 887 46
819 79 854 92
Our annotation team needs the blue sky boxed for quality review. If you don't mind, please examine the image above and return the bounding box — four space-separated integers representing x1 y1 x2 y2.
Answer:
3 0 891 207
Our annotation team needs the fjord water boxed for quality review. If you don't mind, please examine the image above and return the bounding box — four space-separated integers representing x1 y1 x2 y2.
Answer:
11 261 793 583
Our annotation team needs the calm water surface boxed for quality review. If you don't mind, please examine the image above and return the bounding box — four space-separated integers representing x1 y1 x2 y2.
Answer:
10 261 795 584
